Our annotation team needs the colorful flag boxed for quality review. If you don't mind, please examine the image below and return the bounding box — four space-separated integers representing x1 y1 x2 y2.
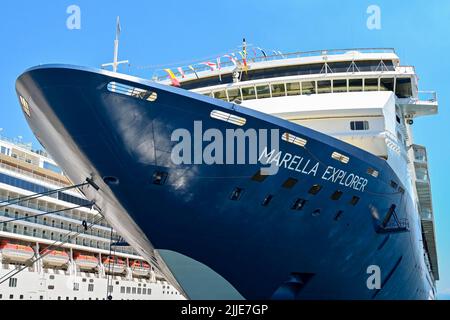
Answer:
200 61 216 71
216 57 222 81
224 54 237 66
177 67 185 78
257 47 267 58
188 65 199 79
241 38 248 72
164 68 180 87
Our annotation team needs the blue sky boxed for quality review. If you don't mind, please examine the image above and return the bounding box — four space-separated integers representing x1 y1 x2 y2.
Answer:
0 0 449 298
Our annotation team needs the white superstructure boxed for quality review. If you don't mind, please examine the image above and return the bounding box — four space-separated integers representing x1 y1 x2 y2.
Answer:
0 135 183 300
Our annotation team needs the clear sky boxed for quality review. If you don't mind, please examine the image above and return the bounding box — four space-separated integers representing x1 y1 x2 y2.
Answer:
0 0 449 298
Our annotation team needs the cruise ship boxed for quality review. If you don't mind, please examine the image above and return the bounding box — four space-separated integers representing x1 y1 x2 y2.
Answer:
15 44 439 299
0 135 183 300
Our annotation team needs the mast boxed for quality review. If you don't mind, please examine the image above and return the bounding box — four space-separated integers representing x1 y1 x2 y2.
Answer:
101 16 129 73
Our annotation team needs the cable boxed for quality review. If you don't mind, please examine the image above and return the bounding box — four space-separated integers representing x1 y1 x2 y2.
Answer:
0 213 105 285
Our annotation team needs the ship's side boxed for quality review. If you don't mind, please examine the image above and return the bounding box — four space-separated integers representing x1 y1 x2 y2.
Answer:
15 48 439 300
0 136 183 300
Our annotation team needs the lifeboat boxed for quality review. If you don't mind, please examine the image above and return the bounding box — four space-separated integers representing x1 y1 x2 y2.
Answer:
0 240 35 263
41 249 70 267
102 256 126 274
74 253 99 270
130 260 151 277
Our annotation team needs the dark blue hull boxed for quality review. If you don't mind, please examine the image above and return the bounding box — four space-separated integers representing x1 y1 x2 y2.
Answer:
16 65 435 299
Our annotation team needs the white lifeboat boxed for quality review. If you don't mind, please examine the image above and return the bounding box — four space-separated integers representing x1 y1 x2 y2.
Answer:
130 260 151 277
0 240 35 263
74 253 99 270
103 256 126 274
41 249 70 267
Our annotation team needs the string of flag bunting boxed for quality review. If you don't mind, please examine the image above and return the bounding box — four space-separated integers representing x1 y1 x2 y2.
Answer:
160 42 284 87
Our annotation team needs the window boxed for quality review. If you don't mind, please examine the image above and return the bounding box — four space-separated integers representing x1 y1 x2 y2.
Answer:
256 85 271 99
213 90 227 101
88 284 94 292
350 121 369 131
227 88 241 102
73 283 80 291
291 198 307 210
331 191 343 200
126 287 131 294
262 195 274 207
364 78 378 91
396 78 412 98
121 286 125 294
230 187 244 201
367 168 379 178
380 78 394 92
317 80 331 94
271 83 286 97
147 289 152 295
0 146 10 156
210 110 246 126
333 79 347 93
286 82 301 96
282 132 307 147
9 278 17 287
241 86 256 100
138 288 142 294
43 161 62 174
48 285 55 290
301 81 316 95
350 196 360 206
349 79 363 92
331 152 350 164
282 178 298 189
132 287 137 294
308 184 322 195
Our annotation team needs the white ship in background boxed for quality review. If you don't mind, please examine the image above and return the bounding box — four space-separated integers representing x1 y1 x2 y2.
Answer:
0 134 183 300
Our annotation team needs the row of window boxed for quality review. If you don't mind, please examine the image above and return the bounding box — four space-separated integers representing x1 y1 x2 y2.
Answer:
120 285 153 295
202 77 412 102
0 172 89 207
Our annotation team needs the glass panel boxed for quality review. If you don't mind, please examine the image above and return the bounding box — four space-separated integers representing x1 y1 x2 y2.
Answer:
256 85 271 99
364 78 378 91
213 90 227 101
301 81 316 95
286 82 301 96
241 86 256 100
271 83 286 97
227 88 241 102
349 79 363 92
395 78 412 98
317 80 331 94
332 79 347 93
380 78 394 91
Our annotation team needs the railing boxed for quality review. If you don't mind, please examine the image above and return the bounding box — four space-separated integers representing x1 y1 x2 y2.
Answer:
417 91 437 103
0 162 68 188
152 47 396 81
0 135 49 158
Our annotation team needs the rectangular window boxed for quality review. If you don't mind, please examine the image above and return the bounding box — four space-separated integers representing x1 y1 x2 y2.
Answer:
132 287 137 294
380 78 394 91
73 283 79 291
9 278 17 288
396 78 412 98
137 288 142 294
350 121 369 131
349 79 363 92
126 287 131 294
317 80 331 94
332 79 347 93
213 90 227 101
256 84 271 99
120 286 125 294
226 88 241 102
364 78 378 91
271 83 286 97
286 82 301 96
88 284 94 292
241 86 256 100
301 81 316 95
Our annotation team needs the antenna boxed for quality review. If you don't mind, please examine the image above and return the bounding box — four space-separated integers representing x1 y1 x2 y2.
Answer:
101 16 129 72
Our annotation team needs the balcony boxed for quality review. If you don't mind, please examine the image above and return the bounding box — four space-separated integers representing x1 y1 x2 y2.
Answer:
397 91 438 118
